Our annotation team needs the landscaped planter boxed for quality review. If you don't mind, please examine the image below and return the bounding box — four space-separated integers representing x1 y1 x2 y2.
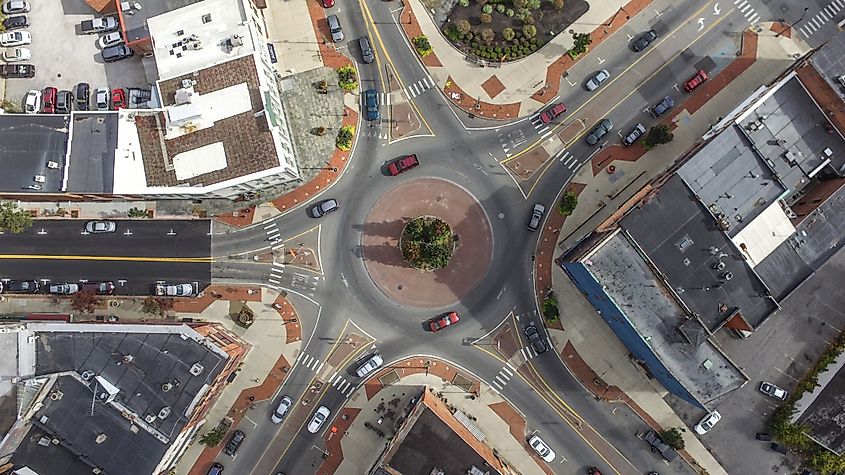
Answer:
399 216 455 271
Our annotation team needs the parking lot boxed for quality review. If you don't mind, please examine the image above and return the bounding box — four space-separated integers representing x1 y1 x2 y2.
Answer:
3 0 149 107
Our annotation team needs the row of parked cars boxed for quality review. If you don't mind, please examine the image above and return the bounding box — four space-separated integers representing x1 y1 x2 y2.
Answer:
24 84 129 114
0 280 115 294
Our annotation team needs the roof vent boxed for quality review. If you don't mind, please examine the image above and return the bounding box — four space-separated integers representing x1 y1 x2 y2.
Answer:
230 34 243 47
144 414 157 424
202 13 212 23
162 382 173 392
122 355 134 364
190 363 204 376
93 468 102 474
723 272 733 281
158 406 172 419
95 433 107 444
81 371 95 381
49 390 63 401
713 261 726 271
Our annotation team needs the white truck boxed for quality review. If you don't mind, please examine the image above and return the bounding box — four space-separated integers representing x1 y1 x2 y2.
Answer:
80 17 118 35
155 283 195 297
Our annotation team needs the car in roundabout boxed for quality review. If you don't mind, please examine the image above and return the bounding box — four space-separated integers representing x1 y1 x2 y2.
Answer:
356 353 384 377
429 311 459 332
308 405 331 433
311 199 339 218
387 154 419 176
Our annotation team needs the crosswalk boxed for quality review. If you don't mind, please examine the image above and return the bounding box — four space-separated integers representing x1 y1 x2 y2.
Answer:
297 352 324 374
733 0 761 25
519 343 545 361
267 262 285 289
490 362 517 392
798 1 845 39
530 115 555 140
363 127 388 140
404 77 435 99
551 148 580 171
328 371 357 398
264 222 284 250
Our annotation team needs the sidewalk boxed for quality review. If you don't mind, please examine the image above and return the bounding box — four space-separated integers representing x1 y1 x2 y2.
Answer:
532 25 812 475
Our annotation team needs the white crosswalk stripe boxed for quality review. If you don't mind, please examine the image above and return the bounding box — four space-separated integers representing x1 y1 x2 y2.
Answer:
269 262 284 287
296 353 322 372
733 0 759 25
802 1 845 40
404 77 435 99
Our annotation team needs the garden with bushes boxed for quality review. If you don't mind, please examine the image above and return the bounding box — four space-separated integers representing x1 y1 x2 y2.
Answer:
440 0 588 62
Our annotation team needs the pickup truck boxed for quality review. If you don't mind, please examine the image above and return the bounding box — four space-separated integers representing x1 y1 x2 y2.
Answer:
80 17 118 35
155 283 195 297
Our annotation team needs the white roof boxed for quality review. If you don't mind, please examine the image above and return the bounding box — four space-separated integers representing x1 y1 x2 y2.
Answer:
732 200 796 267
173 142 227 180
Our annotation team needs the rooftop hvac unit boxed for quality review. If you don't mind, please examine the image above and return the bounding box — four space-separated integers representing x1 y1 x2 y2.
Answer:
723 272 733 281
144 414 157 424
158 406 172 419
81 371 95 381
180 79 196 89
230 34 243 47
713 261 726 271
190 363 204 376
162 382 173 392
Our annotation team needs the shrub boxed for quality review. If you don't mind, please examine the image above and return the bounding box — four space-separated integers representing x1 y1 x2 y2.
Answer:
465 32 474 41
336 125 355 151
513 0 527 7
495 46 502 53
457 19 471 34
480 12 492 23
505 8 514 16
515 7 530 21
70 291 101 313
128 207 149 218
522 24 537 38
523 15 534 24
642 124 674 150
528 0 541 8
570 31 592 55
558 191 578 216
530 44 538 51
200 428 226 447
142 297 174 316
530 37 538 44
660 428 686 450
413 35 433 57
553 0 564 8
482 3 493 13
542 297 559 323
0 201 33 234
336 65 358 91
480 28 494 42
503 44 512 53
471 41 479 48
458 0 469 5
496 4 505 12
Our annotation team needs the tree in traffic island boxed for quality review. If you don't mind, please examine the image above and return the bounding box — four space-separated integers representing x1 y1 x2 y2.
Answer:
400 216 455 271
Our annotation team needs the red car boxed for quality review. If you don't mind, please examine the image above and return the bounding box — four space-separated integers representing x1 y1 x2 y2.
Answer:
587 468 602 475
429 311 459 332
322 0 334 7
683 69 708 92
387 154 419 176
539 103 567 124
111 88 126 110
42 86 57 113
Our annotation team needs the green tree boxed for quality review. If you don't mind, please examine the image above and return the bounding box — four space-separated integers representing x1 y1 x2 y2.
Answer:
482 3 493 13
570 31 592 55
505 8 514 16
480 12 492 23
199 428 226 447
642 124 674 149
542 297 559 323
128 207 149 218
0 201 33 234
557 191 578 216
660 428 686 450
456 19 471 34
496 4 505 13
522 24 537 39
458 0 469 6
481 28 495 42
502 27 515 41
513 0 527 7
527 0 541 9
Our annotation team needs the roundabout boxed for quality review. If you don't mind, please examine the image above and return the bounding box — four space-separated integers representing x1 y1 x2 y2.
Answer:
360 177 492 309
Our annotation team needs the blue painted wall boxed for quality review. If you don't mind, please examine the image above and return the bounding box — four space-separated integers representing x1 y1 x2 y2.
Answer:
562 262 704 409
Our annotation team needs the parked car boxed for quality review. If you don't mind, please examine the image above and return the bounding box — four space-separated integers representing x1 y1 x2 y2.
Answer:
693 410 721 435
528 435 555 462
683 69 708 92
3 47 30 62
760 382 788 400
622 123 646 146
23 89 40 113
271 396 292 424
4 280 39 293
0 30 30 46
308 406 330 433
101 44 133 63
585 69 610 91
1 63 34 78
322 0 333 6
97 31 123 49
363 88 379 121
650 96 674 117
524 325 547 354
359 36 374 64
643 430 678 461
632 29 658 52
85 220 115 233
223 430 245 457
2 15 29 31
2 0 30 14
356 354 384 377
539 103 567 124
42 87 57 114
587 468 602 475
76 83 90 110
95 87 109 111
56 90 73 114
206 462 224 475
327 14 343 42
387 154 419 176
80 17 118 34
526 203 545 231
155 283 195 296
81 282 115 294
429 311 459 332
312 199 339 218
111 88 126 110
49 283 79 295
585 118 613 146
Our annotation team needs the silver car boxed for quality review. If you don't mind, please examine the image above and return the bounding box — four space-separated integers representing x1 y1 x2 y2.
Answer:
327 15 343 43
585 69 610 91
85 220 116 233
312 199 339 218
356 354 384 378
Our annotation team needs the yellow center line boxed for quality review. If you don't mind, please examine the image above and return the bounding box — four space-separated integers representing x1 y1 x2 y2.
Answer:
502 0 720 165
0 254 212 263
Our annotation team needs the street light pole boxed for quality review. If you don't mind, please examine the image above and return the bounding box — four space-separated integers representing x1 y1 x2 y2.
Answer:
776 7 809 37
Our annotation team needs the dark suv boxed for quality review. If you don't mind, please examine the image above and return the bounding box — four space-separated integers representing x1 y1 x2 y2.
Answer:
223 430 245 457
524 325 547 354
102 44 133 62
4 280 39 293
56 90 73 114
364 89 379 121
76 83 90 110
632 29 658 52
3 15 29 30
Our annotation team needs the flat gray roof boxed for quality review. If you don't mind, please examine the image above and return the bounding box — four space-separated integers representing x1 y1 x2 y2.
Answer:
810 29 845 102
66 113 118 193
620 175 778 330
588 231 746 405
0 115 69 193
794 350 845 455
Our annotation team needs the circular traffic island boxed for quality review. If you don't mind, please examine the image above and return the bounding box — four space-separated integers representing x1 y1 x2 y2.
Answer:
361 178 492 308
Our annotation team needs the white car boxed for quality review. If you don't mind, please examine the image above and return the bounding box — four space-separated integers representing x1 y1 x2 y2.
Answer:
2 0 29 14
0 30 30 47
693 410 721 435
356 354 383 378
155 283 195 297
760 382 788 400
97 31 123 49
528 435 555 462
24 89 40 114
85 220 116 233
95 87 109 111
307 405 330 434
271 396 292 424
3 47 30 62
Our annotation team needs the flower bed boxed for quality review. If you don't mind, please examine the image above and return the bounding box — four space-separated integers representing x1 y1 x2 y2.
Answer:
400 216 455 271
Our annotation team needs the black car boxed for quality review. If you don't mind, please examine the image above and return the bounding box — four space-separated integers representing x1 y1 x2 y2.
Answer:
0 63 34 78
2 15 28 30
56 90 73 114
223 430 245 457
102 44 133 62
632 29 658 52
524 325 547 354
4 280 39 293
76 83 90 110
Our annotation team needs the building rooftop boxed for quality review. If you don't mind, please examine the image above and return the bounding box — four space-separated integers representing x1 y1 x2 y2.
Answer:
588 230 747 406
9 425 93 475
123 0 203 47
809 28 845 103
66 113 118 193
0 115 69 193
793 350 845 455
620 175 778 330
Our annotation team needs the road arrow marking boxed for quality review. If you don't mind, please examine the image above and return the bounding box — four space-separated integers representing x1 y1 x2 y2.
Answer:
713 3 721 15
698 17 705 30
